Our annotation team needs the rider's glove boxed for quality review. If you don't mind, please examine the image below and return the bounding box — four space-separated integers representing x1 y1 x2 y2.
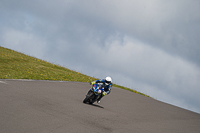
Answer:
91 81 95 85
103 92 107 96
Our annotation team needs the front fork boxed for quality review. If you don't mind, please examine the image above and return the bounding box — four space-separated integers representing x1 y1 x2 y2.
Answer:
87 88 100 102
87 88 93 95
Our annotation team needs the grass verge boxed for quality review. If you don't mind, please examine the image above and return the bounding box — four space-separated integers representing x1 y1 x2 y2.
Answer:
0 46 151 98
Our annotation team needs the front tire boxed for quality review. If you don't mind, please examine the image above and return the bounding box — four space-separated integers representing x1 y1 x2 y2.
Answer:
83 92 94 103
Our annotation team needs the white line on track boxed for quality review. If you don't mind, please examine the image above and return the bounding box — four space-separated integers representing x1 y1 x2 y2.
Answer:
0 79 86 83
0 81 8 84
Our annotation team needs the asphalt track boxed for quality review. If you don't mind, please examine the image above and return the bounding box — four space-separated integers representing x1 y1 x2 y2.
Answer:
0 79 200 133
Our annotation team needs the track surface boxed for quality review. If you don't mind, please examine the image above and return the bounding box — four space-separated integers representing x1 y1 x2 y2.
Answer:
0 79 200 133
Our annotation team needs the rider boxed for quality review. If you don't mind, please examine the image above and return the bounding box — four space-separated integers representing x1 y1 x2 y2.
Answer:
90 76 112 104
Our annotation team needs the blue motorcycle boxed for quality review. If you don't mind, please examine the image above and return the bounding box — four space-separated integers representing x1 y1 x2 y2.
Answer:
83 83 104 104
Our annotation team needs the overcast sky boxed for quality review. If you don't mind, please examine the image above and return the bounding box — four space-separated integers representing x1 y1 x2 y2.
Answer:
1 0 200 113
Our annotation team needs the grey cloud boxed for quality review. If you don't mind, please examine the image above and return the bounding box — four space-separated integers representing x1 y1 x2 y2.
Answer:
75 0 200 65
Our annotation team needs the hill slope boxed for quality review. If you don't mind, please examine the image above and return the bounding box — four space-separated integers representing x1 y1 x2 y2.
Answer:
0 46 148 97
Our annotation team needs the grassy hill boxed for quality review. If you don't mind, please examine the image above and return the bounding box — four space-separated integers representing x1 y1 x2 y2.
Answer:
0 46 150 97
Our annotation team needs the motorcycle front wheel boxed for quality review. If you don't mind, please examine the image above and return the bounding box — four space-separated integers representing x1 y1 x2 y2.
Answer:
83 91 94 103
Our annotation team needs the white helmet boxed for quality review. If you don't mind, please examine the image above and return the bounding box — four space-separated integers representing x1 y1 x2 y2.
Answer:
105 76 112 85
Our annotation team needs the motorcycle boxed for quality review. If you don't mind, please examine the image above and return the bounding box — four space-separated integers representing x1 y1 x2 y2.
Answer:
83 83 104 104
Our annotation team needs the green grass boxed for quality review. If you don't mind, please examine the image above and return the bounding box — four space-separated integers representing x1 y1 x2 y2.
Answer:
0 46 151 98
